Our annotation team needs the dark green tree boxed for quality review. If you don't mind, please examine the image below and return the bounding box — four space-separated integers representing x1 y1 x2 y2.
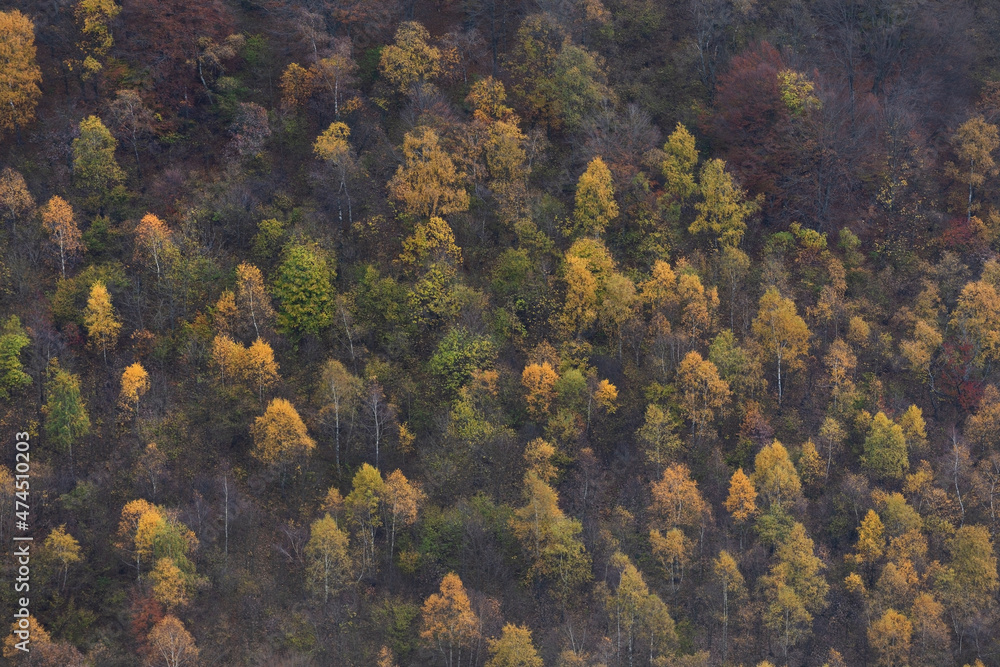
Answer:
272 241 335 336
42 359 91 463
0 315 30 400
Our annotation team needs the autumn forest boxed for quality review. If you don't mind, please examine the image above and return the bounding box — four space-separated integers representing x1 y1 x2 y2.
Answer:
2 0 1000 665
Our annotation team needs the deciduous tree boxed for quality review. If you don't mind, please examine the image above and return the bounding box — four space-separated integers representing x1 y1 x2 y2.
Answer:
676 350 730 435
661 122 699 207
854 509 885 567
119 362 149 413
636 404 681 478
379 21 441 94
937 524 999 633
752 286 810 405
420 572 481 667
389 127 469 219
713 550 746 663
953 116 999 222
135 214 176 279
41 196 83 278
228 101 270 160
0 167 33 231
240 338 279 405
571 156 618 238
511 472 592 601
752 440 802 512
73 0 121 78
84 280 121 361
725 467 759 525
145 615 199 667
106 89 155 176
41 525 82 590
862 412 908 480
949 278 1000 368
690 158 758 248
760 522 829 657
345 463 384 576
399 216 463 270
314 121 357 225
251 398 316 474
73 115 125 200
0 10 42 138
867 609 912 667
0 315 30 400
312 38 357 117
486 624 543 667
318 359 362 471
649 463 707 532
305 514 351 602
280 62 316 108
522 362 559 420
381 469 424 561
150 556 190 608
234 263 275 339
603 551 677 663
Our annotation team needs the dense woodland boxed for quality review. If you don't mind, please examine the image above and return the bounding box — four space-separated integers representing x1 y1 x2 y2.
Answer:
3 0 1000 665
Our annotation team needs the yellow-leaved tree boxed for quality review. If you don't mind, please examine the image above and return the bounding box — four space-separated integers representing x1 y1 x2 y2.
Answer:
145 615 199 667
381 469 425 562
134 213 176 279
379 21 441 95
690 158 758 248
420 572 481 667
603 551 677 663
305 514 351 603
119 361 150 414
0 10 42 139
73 0 121 79
752 286 810 405
251 398 316 481
676 350 730 436
41 524 82 590
389 127 469 219
279 62 316 108
521 361 559 420
760 522 829 658
84 280 121 362
752 440 803 513
570 156 618 238
241 337 279 405
724 468 758 534
649 463 707 589
313 121 357 224
661 122 699 207
235 262 276 339
41 195 83 278
485 624 543 667
636 404 682 478
952 115 999 221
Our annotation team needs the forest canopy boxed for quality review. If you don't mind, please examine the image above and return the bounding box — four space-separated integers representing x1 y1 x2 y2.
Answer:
2 0 1000 665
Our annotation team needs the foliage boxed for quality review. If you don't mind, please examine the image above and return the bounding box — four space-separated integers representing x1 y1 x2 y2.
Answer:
0 315 30 400
73 115 125 198
428 327 497 397
43 359 91 458
0 10 42 136
251 398 316 467
862 412 909 480
272 242 335 336
389 127 469 219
